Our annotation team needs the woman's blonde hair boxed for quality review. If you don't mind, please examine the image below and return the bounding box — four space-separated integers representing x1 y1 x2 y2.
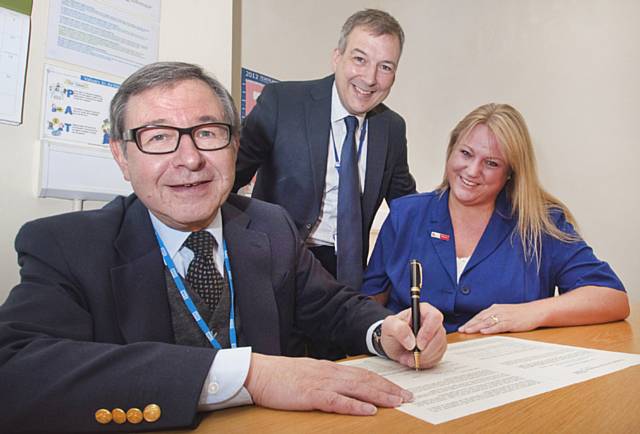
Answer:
437 103 579 262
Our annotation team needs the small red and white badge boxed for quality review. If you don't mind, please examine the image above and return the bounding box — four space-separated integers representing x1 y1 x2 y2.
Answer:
430 231 450 241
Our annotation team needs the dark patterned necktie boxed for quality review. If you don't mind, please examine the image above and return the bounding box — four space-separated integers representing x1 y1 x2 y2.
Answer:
336 115 364 289
185 231 225 311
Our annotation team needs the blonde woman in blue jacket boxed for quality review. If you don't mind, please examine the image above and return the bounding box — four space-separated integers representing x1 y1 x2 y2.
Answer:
361 103 629 334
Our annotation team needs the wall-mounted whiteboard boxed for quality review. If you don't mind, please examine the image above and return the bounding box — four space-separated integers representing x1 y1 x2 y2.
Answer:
39 140 131 201
38 64 131 201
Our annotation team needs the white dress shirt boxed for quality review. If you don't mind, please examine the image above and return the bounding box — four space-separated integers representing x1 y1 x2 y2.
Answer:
307 83 368 248
150 209 386 411
149 212 253 411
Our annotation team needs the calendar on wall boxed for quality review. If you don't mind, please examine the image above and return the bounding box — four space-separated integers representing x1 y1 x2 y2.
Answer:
240 68 278 120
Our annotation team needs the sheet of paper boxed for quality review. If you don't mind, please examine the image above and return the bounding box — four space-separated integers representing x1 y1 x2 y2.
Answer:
42 64 119 146
342 336 640 425
46 0 160 77
0 6 29 125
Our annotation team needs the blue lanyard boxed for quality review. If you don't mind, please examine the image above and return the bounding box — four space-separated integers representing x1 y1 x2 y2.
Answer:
154 230 237 349
331 118 367 169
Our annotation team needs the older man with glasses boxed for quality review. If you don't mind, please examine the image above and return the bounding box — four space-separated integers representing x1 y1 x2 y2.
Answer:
0 61 446 433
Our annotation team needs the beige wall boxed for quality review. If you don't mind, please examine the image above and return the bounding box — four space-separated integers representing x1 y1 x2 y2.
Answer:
1 0 637 303
0 0 235 302
242 0 639 301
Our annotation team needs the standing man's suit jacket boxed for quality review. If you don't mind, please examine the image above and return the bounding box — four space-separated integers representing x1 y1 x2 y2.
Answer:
235 75 417 263
0 194 390 433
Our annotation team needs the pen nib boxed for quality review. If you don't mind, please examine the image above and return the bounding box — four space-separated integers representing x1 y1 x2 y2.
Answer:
414 351 420 371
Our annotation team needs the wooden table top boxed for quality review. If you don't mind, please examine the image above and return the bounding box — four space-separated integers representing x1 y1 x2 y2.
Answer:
167 306 640 434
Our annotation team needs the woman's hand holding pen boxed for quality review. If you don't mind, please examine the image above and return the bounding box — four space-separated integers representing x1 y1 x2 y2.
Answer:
380 303 447 369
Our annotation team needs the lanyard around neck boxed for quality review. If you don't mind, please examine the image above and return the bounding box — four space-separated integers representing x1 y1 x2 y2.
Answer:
331 118 368 169
154 230 237 350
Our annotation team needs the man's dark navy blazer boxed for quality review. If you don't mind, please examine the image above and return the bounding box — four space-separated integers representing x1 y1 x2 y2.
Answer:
0 194 391 432
235 75 417 265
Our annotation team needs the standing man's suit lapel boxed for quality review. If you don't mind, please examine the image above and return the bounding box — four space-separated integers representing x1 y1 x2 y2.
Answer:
306 76 333 204
111 198 174 344
222 201 281 355
362 106 389 222
305 75 390 228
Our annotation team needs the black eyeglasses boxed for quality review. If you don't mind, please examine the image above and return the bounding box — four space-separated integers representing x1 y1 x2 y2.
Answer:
123 122 233 154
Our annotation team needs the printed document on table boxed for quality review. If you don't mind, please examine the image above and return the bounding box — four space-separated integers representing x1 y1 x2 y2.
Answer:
342 336 640 425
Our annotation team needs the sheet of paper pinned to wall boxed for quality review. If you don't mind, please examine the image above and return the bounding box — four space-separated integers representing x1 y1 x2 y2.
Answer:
45 0 160 77
0 6 30 125
342 336 640 425
43 64 119 146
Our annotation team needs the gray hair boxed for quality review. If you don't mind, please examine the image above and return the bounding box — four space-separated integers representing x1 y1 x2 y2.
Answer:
110 62 240 147
337 9 404 54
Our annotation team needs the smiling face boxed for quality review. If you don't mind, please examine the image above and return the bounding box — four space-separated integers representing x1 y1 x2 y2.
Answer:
331 25 401 116
446 124 510 211
110 79 237 231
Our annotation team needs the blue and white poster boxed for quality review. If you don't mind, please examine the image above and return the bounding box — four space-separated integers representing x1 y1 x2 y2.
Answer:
42 65 120 146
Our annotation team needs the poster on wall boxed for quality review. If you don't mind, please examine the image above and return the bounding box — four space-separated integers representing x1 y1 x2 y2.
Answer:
46 0 160 77
241 67 278 119
42 64 119 146
239 68 278 196
0 6 30 125
39 64 131 201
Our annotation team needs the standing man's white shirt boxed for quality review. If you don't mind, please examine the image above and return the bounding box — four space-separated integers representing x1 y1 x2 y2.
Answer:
307 82 368 248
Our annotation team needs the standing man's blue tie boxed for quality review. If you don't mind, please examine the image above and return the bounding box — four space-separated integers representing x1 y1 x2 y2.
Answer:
337 115 363 289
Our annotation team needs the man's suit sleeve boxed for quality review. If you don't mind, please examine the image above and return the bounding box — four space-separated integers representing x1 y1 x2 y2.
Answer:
234 84 279 191
276 206 392 354
386 116 417 201
0 221 215 433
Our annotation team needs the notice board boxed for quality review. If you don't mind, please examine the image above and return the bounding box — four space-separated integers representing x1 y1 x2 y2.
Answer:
38 64 131 200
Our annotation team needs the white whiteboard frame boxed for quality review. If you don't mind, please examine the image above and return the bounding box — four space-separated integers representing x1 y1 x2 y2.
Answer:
38 140 131 201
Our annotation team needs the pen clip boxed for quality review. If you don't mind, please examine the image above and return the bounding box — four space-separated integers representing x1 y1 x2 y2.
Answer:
410 259 422 290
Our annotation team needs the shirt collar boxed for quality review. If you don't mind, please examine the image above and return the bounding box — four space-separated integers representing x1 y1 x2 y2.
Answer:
331 81 366 126
149 211 224 258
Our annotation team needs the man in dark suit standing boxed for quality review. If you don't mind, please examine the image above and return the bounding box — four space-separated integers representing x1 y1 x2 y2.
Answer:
0 62 446 433
235 9 416 292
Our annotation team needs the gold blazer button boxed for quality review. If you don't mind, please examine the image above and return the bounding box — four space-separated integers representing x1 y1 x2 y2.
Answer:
143 403 162 422
126 407 144 424
111 408 127 424
94 408 112 424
